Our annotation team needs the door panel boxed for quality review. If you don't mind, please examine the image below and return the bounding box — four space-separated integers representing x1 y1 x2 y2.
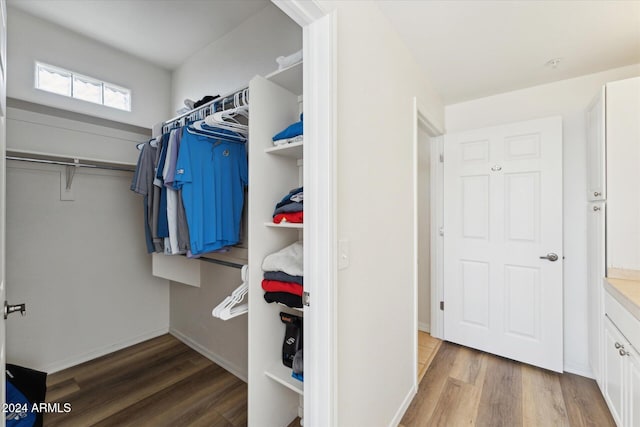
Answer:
603 317 625 426
0 0 7 414
444 116 563 372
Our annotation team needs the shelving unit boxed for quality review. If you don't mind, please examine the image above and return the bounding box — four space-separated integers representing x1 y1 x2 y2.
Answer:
264 222 303 229
264 140 303 158
264 363 304 395
248 62 304 426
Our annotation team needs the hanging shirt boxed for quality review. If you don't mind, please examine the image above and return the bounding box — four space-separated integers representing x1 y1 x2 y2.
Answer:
162 129 183 254
130 141 157 253
154 133 170 239
174 129 248 255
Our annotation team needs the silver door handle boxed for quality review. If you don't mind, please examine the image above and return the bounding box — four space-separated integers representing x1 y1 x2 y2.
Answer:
593 206 601 212
594 191 601 197
539 253 559 262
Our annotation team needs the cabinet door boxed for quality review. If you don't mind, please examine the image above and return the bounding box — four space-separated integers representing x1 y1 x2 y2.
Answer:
606 77 640 272
603 317 625 426
586 87 605 201
587 202 605 384
628 345 640 427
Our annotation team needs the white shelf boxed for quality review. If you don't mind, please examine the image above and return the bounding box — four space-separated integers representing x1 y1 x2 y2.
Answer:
264 363 303 395
265 140 303 159
266 61 303 96
265 222 303 229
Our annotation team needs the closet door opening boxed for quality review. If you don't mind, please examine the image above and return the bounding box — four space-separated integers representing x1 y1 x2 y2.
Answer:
413 100 443 386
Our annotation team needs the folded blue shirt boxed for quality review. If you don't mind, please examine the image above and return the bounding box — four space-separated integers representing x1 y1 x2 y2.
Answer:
273 114 303 141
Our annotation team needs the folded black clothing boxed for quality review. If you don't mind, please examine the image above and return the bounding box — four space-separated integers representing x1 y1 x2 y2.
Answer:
264 292 303 308
264 270 304 285
193 94 219 108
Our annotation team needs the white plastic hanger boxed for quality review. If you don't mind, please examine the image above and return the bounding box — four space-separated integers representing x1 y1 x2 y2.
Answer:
212 265 249 320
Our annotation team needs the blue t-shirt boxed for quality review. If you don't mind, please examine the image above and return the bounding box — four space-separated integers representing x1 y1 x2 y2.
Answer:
174 129 247 255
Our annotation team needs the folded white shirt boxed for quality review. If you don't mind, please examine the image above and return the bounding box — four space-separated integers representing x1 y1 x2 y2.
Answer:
262 241 303 276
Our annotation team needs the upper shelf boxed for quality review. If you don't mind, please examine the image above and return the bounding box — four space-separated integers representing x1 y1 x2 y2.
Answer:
264 140 303 159
265 61 303 96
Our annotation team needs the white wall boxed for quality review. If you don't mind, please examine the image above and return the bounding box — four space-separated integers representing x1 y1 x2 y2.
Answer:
169 262 248 381
7 7 171 129
445 63 640 376
171 4 301 114
318 1 444 425
5 112 170 373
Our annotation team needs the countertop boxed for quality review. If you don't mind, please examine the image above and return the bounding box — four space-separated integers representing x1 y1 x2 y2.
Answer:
605 277 640 322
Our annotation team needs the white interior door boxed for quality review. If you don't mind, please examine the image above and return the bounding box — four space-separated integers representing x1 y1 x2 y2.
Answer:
0 0 7 415
443 116 563 372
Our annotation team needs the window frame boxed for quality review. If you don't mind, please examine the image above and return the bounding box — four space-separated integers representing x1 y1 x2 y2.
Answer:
34 62 131 112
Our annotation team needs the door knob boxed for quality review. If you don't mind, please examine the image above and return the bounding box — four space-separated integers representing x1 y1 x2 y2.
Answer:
594 191 601 197
539 253 559 262
593 206 601 212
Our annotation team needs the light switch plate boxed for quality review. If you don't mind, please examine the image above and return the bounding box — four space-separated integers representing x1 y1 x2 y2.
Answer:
338 239 349 270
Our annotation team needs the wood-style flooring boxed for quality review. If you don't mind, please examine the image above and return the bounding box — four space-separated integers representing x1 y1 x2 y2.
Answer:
401 340 616 427
43 333 614 427
44 334 247 427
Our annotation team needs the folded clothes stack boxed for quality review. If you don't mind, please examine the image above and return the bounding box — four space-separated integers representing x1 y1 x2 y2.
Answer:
262 241 303 308
272 114 303 146
273 187 303 224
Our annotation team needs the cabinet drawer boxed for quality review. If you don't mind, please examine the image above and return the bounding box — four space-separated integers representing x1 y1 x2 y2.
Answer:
605 288 640 352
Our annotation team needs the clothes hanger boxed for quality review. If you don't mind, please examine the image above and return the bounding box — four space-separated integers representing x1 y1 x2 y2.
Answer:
212 265 249 320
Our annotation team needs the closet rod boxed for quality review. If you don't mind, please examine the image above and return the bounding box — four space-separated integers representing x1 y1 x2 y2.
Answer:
6 156 135 172
163 85 249 126
197 257 245 269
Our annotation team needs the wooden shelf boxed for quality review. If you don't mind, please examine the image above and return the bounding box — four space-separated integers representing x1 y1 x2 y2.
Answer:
266 61 303 96
264 363 303 395
265 222 303 229
264 140 303 159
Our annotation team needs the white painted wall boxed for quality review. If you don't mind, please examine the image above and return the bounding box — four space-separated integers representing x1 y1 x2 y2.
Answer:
317 1 444 425
171 4 301 114
445 63 640 377
7 7 171 128
170 262 248 381
418 129 431 332
5 111 169 373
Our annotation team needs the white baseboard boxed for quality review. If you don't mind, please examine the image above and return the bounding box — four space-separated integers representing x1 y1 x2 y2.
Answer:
418 322 430 333
564 361 595 379
389 384 417 427
41 326 170 374
169 327 248 383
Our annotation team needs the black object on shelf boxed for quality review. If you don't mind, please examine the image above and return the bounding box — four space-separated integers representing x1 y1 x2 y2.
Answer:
280 312 303 368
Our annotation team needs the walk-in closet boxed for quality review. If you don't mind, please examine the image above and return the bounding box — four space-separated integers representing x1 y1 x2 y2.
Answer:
2 1 313 424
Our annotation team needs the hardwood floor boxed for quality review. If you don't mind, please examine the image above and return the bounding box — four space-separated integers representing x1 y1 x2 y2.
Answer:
417 331 441 382
44 334 614 427
44 334 247 427
401 341 616 427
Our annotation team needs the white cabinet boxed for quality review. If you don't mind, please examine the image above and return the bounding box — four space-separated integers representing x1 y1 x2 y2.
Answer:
605 77 640 275
588 201 606 384
603 316 626 425
586 87 605 201
603 289 640 427
603 316 640 427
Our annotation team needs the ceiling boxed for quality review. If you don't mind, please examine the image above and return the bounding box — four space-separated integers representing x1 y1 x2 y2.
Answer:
376 0 640 104
7 1 640 104
7 0 270 70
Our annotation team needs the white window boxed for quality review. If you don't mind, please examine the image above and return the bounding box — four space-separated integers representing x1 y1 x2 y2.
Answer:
35 62 131 111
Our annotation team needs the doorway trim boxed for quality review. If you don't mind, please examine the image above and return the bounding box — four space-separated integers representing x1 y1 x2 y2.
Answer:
273 1 337 425
412 97 444 391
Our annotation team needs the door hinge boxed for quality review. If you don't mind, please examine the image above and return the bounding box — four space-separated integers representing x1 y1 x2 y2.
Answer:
439 226 444 237
439 153 444 163
440 301 444 311
302 292 310 307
